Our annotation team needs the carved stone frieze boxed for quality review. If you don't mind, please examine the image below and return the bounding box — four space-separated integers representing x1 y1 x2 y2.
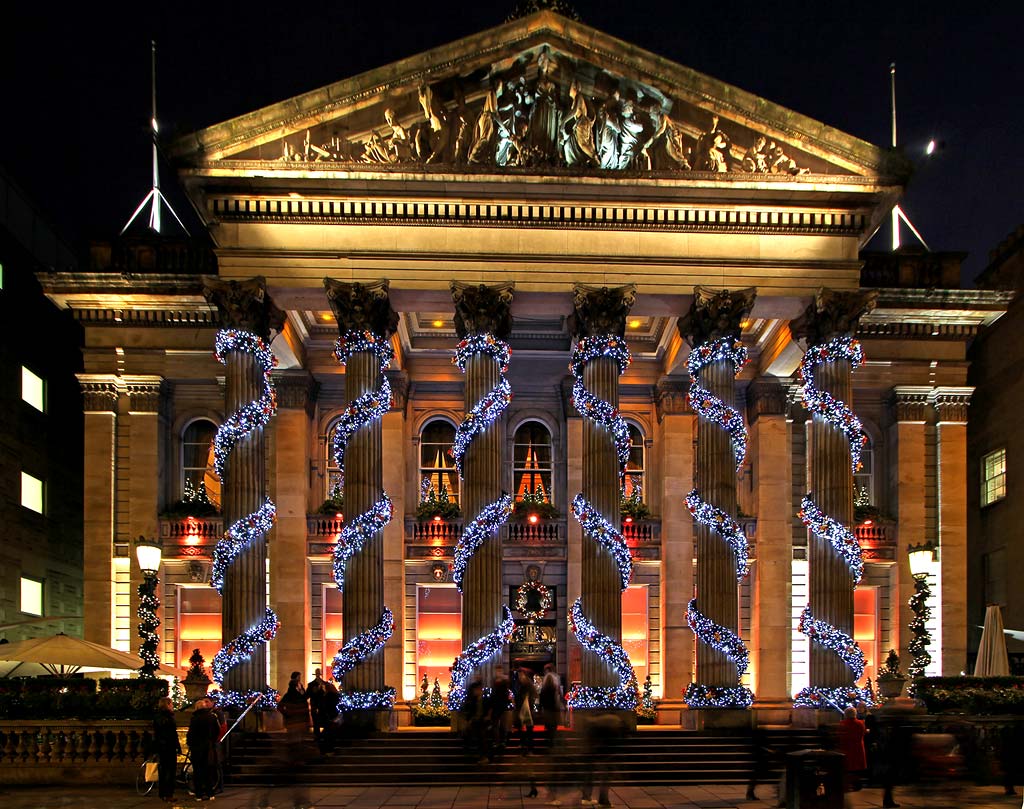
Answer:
929 386 974 423
78 375 120 412
891 386 932 423
124 377 164 413
655 379 693 422
677 285 757 346
387 371 410 412
274 371 319 413
450 282 515 339
568 283 636 338
201 276 286 340
323 278 399 337
746 379 788 423
789 288 879 346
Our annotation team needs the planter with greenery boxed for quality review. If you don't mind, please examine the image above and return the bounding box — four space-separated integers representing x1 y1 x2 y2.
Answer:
620 488 652 522
877 648 908 699
411 676 451 726
182 648 212 702
915 676 1024 715
416 483 461 522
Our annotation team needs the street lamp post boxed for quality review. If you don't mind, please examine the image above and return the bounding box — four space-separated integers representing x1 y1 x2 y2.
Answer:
907 541 937 684
135 535 163 678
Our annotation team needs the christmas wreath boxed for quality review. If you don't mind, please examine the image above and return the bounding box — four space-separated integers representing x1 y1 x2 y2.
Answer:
515 581 553 620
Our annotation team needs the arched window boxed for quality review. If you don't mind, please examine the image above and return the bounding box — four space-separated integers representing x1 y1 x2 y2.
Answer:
325 420 343 500
854 436 875 508
624 423 645 500
512 421 553 503
420 419 459 504
182 419 220 509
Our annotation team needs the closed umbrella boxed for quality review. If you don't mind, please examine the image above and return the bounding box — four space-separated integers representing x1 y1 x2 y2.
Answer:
0 633 142 676
975 604 1011 676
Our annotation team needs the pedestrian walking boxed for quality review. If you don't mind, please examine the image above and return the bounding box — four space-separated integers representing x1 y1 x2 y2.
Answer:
277 677 312 808
539 663 562 750
514 668 538 756
838 706 867 792
152 696 181 803
186 698 221 802
487 668 511 761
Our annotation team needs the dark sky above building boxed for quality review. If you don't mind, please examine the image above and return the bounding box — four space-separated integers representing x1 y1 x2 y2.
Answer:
1 1 1019 284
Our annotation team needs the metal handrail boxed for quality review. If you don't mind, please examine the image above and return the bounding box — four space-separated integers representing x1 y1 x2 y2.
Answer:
221 695 262 742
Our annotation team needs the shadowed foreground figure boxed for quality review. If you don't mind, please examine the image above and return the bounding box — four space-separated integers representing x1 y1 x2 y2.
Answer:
579 711 628 807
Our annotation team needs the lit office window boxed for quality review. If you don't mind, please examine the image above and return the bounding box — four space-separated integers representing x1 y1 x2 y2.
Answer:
21 367 44 412
21 472 43 513
416 584 461 689
982 448 1006 506
20 577 43 616
622 584 649 683
323 584 343 680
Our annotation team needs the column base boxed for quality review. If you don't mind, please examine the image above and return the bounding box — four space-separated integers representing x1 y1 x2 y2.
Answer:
341 708 393 734
655 698 686 726
752 699 794 726
684 708 753 730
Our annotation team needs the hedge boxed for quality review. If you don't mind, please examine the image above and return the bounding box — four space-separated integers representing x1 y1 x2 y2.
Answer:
0 677 168 720
915 676 1024 715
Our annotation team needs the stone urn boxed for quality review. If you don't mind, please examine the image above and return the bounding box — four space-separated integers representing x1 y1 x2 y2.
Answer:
876 648 908 700
182 648 212 703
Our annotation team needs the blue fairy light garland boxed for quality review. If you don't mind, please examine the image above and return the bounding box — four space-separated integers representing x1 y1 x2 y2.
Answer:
211 328 280 704
137 580 161 676
448 605 515 711
799 336 867 473
565 599 637 710
685 490 749 580
331 328 395 710
799 495 864 585
793 685 874 712
797 605 865 680
570 336 632 475
571 493 632 589
683 599 754 709
448 332 513 706
684 684 755 710
686 337 748 468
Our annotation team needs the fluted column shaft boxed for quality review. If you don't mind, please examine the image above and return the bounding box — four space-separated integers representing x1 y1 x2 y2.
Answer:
223 352 269 695
581 355 622 689
462 353 504 682
695 359 739 687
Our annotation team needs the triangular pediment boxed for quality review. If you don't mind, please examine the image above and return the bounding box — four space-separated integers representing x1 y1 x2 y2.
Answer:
172 11 891 179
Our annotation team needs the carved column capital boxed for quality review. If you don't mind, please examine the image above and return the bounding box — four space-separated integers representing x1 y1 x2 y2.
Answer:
929 386 974 423
273 371 319 414
202 276 286 340
450 282 515 339
569 283 637 339
789 288 879 345
122 375 165 413
78 374 120 412
746 378 788 423
323 278 399 337
387 371 410 412
678 285 757 345
655 378 693 422
890 386 933 423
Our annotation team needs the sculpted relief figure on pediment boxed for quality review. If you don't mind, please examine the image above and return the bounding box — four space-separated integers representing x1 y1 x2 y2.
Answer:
249 45 815 176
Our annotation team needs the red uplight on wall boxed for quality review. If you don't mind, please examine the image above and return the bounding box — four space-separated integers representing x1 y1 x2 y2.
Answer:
335 512 343 520
862 519 873 526
624 516 634 524
528 513 539 524
433 514 442 523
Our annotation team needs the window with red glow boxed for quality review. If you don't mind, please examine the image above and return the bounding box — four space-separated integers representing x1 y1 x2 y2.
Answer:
323 585 343 679
853 587 878 685
513 421 553 503
182 419 221 509
622 584 648 682
177 586 221 672
417 584 461 689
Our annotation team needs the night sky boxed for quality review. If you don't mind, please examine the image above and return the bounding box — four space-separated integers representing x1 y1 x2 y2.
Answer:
2 1 1020 284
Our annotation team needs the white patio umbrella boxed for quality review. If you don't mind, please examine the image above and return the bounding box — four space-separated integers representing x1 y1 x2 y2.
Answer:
974 604 1011 676
0 633 143 677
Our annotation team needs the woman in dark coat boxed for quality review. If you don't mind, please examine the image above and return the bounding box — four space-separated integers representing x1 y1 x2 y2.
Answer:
186 697 222 801
838 706 868 791
152 696 181 802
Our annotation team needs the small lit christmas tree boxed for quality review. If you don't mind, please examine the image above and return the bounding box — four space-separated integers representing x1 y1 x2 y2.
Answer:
636 673 656 723
411 674 451 725
419 673 430 708
429 678 444 710
171 676 187 710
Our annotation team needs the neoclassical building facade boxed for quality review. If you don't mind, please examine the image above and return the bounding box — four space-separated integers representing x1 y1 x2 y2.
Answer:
41 11 1008 719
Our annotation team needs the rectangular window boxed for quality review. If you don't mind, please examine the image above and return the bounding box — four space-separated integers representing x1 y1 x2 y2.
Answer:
21 471 43 513
853 587 879 685
323 584 343 679
416 584 461 690
113 558 131 651
21 367 44 412
177 586 222 672
790 559 809 697
20 577 43 616
622 584 649 683
982 448 1007 506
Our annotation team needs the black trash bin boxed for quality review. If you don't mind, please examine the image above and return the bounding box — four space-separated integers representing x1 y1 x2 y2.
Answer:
785 749 844 809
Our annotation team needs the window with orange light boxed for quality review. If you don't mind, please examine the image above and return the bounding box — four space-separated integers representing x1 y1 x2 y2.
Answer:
513 421 553 504
182 419 221 509
416 584 461 688
325 420 344 501
622 584 648 682
420 420 459 504
624 424 645 500
853 436 874 510
853 587 878 685
323 584 343 679
177 586 221 672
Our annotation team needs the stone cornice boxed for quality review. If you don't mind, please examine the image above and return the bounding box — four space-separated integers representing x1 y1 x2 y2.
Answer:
746 379 788 423
388 371 410 413
273 371 319 413
655 379 692 421
77 374 120 413
929 386 974 424
124 376 165 414
890 386 933 423
77 373 165 413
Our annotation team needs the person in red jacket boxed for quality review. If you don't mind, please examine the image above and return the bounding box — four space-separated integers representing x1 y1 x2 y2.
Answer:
838 706 868 792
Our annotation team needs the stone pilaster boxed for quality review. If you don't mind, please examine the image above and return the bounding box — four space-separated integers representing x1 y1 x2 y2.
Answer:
790 289 877 692
748 379 791 705
269 371 317 691
930 386 973 675
571 283 636 693
78 375 120 648
324 279 398 703
679 286 756 693
203 276 285 697
889 387 930 668
655 379 695 703
451 281 514 685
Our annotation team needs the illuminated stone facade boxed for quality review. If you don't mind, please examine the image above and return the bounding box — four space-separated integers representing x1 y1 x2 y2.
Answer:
41 11 1009 719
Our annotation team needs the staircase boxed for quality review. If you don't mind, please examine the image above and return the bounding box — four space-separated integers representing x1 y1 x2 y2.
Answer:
228 727 823 787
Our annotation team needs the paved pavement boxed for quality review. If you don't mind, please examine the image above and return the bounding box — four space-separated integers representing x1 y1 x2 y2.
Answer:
0 783 1020 809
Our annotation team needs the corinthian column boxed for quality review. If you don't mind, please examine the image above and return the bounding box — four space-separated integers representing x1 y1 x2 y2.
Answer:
568 284 636 710
448 282 514 701
324 279 399 721
790 289 877 708
678 286 756 710
202 277 286 704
